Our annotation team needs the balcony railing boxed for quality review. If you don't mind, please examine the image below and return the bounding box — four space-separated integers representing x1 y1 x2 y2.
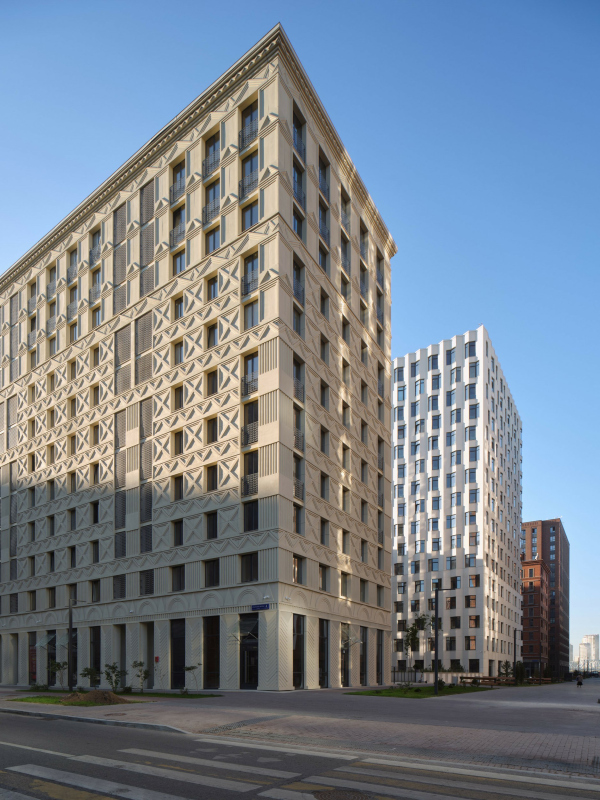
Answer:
293 181 305 210
341 209 351 234
241 472 258 497
203 151 220 179
140 266 155 297
239 169 258 201
360 242 368 262
378 492 385 508
376 306 384 326
376 267 384 287
241 421 258 447
293 279 304 305
241 372 258 396
378 453 384 471
170 223 186 249
341 253 351 275
89 243 101 267
239 118 258 150
293 379 304 402
46 316 56 335
241 272 258 296
170 177 185 205
293 131 306 162
89 284 101 305
378 380 384 397
378 528 385 546
293 478 304 500
46 280 56 299
319 222 330 247
294 428 304 451
202 198 220 227
67 300 78 321
319 175 330 202
27 330 37 349
360 279 368 299
67 265 77 284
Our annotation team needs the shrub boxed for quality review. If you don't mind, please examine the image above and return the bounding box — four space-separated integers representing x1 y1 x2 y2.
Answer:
436 678 446 690
122 685 132 694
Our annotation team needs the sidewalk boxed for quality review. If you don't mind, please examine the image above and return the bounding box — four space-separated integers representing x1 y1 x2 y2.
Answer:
1 682 600 777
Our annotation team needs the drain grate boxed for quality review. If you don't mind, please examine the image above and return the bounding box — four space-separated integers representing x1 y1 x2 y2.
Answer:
314 792 376 800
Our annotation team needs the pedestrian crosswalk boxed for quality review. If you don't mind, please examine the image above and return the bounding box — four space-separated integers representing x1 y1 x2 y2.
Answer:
1 741 600 800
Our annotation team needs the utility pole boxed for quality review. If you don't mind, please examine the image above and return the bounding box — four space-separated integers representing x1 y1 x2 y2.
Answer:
434 587 439 695
67 598 75 692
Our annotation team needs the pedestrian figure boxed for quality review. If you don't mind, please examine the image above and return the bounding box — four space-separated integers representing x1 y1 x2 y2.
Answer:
577 677 583 688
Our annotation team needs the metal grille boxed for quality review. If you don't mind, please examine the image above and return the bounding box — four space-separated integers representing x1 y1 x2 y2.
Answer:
28 295 37 314
202 199 220 227
239 118 258 149
376 306 384 326
140 181 154 225
170 223 186 248
10 593 18 613
140 265 154 297
113 284 127 315
140 398 153 439
46 280 56 299
319 175 330 201
10 494 17 523
140 224 154 267
140 524 153 554
378 453 384 471
139 569 154 595
10 325 18 356
293 279 304 305
361 241 368 261
9 559 17 580
113 574 126 599
114 491 126 529
293 379 305 402
140 440 152 481
241 473 258 497
341 209 351 233
9 527 17 557
0 404 4 433
135 313 152 355
360 278 368 298
67 265 77 284
241 273 258 296
135 353 153 385
67 300 77 321
377 267 384 287
115 410 126 448
10 359 19 383
114 450 126 489
7 396 17 426
170 178 185 205
89 243 101 266
89 284 101 304
9 294 18 324
113 244 126 285
293 478 304 500
293 131 306 161
113 203 126 245
293 181 305 209
115 326 131 366
140 481 153 523
241 372 258 396
294 428 304 451
203 151 220 178
239 170 258 200
319 222 330 246
241 422 258 446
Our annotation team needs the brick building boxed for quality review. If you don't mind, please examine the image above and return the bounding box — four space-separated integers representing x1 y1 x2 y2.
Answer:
520 556 550 675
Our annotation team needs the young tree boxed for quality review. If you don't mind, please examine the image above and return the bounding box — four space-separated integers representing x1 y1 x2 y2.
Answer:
80 666 100 688
49 660 68 690
404 614 430 670
104 662 128 692
132 660 150 693
500 660 513 678
184 664 202 692
514 661 526 684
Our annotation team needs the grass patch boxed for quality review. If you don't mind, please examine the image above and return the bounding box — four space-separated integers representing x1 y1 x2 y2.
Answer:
12 691 221 701
346 685 493 698
9 696 112 707
127 692 221 699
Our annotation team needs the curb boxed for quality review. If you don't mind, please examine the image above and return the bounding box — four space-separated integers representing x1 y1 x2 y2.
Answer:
0 705 187 734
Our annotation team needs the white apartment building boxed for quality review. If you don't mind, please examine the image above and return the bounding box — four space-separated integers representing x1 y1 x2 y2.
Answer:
392 326 523 677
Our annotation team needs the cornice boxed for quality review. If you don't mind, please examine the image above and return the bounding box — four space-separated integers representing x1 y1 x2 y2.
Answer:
1 23 397 297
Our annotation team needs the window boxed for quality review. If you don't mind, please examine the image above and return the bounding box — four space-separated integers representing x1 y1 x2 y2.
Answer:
206 464 218 491
173 430 184 455
173 340 184 365
207 323 218 348
91 580 101 603
206 227 220 254
465 341 476 357
173 475 184 501
446 348 455 365
206 370 218 397
293 210 303 238
293 554 305 584
173 519 184 546
172 565 185 592
174 296 184 320
465 595 477 608
139 569 154 596
241 552 258 583
342 530 350 555
242 201 258 231
205 559 220 587
320 518 329 546
320 427 329 455
341 572 349 597
319 564 329 592
244 500 258 532
465 636 476 650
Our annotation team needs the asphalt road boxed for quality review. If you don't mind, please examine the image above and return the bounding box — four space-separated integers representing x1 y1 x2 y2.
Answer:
0 711 598 800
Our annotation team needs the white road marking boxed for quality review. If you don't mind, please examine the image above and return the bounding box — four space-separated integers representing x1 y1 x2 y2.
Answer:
259 790 316 800
193 735 357 759
0 790 42 800
0 740 67 757
8 764 199 800
121 748 300 778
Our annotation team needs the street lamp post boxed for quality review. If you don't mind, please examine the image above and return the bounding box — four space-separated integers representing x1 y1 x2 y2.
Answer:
67 598 75 693
433 585 455 696
513 627 517 685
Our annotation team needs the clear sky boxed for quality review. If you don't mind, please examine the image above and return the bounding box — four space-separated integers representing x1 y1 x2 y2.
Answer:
1 1 598 651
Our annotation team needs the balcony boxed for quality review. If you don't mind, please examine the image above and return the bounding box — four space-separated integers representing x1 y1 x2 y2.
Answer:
376 306 384 326
293 279 304 305
360 242 368 262
241 421 258 447
46 280 56 299
341 253 351 275
293 478 304 501
203 151 220 179
67 265 77 284
241 472 258 497
89 284 101 305
170 177 185 205
239 169 258 201
89 244 101 267
27 330 37 349
293 180 305 210
378 453 384 471
378 492 385 508
319 175 330 202
293 378 305 402
293 428 304 451
46 316 56 335
293 131 306 162
239 118 258 150
319 222 330 247
241 272 258 296
376 267 384 287
202 198 220 227
170 223 186 249
360 279 368 299
241 372 258 396
341 209 351 234
67 301 78 321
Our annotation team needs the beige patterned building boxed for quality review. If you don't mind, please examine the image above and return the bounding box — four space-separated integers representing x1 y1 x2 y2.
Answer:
0 25 396 691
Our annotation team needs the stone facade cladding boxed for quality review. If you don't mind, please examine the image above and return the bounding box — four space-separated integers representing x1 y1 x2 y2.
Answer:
0 24 396 691
392 326 523 677
520 518 570 678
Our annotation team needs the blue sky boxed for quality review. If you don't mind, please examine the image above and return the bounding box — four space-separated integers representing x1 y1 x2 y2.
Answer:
1 1 598 650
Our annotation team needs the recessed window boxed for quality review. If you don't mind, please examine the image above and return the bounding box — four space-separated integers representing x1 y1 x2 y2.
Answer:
242 201 258 231
207 323 218 348
174 296 184 319
206 417 218 444
206 511 218 540
205 559 220 588
241 552 259 583
173 385 184 410
206 370 218 396
207 276 218 300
